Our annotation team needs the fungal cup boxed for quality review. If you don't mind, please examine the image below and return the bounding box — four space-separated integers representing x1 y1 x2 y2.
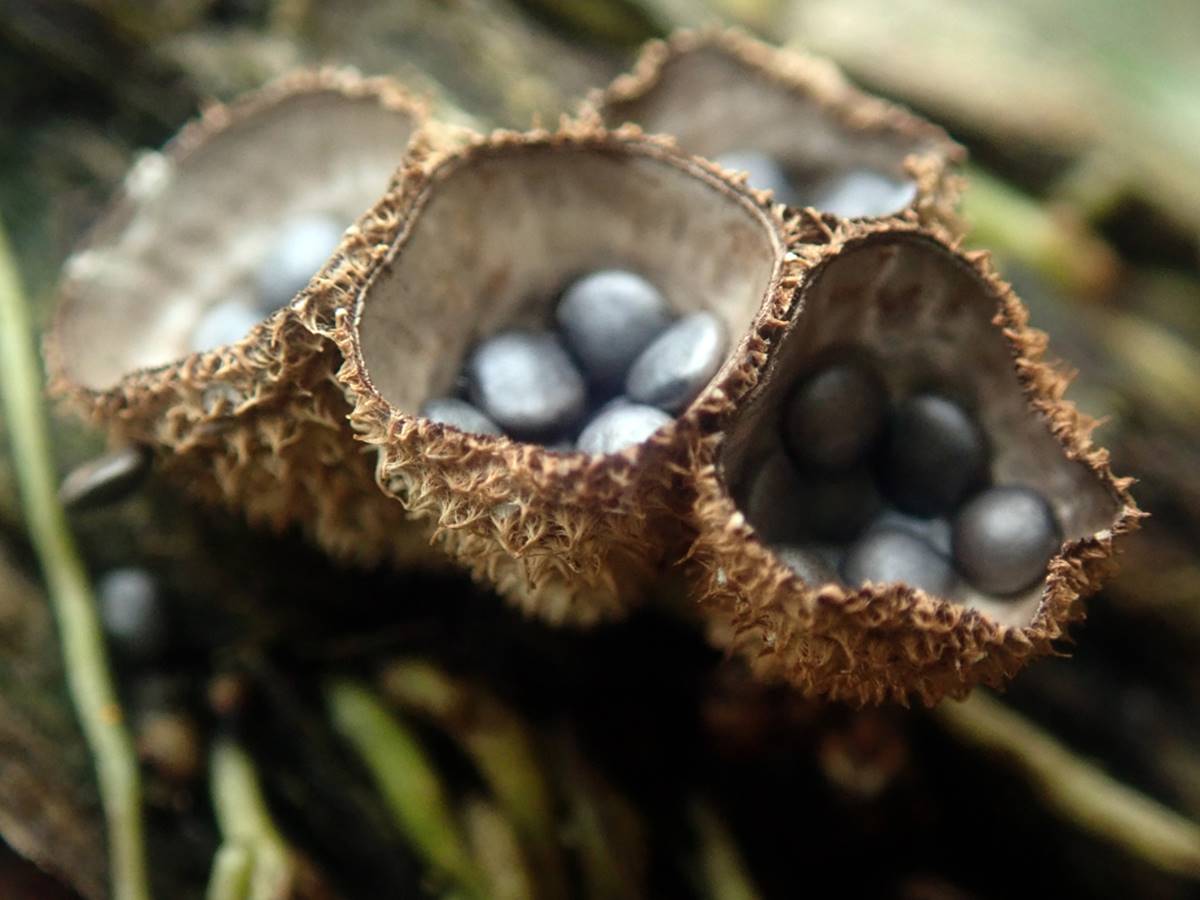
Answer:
48 70 435 565
316 126 799 624
688 222 1140 703
45 38 1138 706
596 29 963 225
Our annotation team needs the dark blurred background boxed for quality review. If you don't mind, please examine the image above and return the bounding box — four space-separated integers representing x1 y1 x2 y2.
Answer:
1 1 1199 898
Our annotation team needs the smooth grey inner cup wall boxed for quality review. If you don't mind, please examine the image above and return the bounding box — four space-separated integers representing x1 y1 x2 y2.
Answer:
358 146 782 416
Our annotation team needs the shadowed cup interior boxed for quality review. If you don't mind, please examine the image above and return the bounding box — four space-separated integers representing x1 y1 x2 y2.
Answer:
58 89 420 391
356 143 783 419
603 46 940 184
718 233 1122 626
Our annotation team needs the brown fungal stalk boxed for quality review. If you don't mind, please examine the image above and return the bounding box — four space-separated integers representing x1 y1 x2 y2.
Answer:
46 68 438 566
593 28 964 228
685 217 1142 705
299 123 803 624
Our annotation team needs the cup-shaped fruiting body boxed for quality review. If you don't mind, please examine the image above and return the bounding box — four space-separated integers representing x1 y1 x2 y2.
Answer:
595 29 963 226
46 69 436 565
686 220 1141 705
307 124 799 624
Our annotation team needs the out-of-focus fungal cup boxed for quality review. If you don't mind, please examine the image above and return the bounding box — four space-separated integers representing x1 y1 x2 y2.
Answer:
594 29 963 226
711 151 798 206
688 222 1140 704
319 125 798 624
255 214 347 313
47 70 437 567
53 71 425 386
188 294 264 354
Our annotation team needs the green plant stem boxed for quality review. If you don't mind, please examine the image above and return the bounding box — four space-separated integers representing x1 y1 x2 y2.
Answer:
962 163 1120 298
325 679 488 900
553 733 648 900
0 220 150 898
935 691 1200 879
690 799 763 900
381 660 569 900
208 739 293 900
205 846 253 900
461 796 538 900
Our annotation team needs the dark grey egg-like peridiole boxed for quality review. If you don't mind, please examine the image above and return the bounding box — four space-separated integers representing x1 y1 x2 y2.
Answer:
880 393 989 517
625 312 728 413
773 544 841 587
953 485 1062 595
841 526 956 596
556 270 671 394
871 507 954 557
467 330 587 439
784 354 888 471
59 445 151 512
97 567 169 663
420 397 504 436
741 453 880 545
575 402 672 455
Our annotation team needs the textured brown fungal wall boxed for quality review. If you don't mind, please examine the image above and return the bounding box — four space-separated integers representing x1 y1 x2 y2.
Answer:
686 221 1140 705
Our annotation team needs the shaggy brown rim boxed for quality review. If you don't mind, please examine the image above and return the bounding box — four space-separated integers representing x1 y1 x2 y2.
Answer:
686 218 1142 705
302 123 802 625
45 69 435 567
593 28 964 228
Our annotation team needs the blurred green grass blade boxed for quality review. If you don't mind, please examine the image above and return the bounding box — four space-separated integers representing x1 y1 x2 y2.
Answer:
462 796 540 900
962 164 1119 297
209 738 295 900
690 799 763 900
205 845 252 900
326 679 488 899
0 215 150 899
381 660 569 900
936 691 1200 879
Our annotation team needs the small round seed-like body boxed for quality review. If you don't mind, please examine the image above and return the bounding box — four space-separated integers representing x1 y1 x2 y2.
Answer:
806 169 917 218
59 445 151 511
841 526 956 596
625 312 728 413
713 151 797 204
467 330 587 440
97 567 169 663
772 544 841 587
881 394 989 517
575 402 672 455
739 452 806 544
784 354 887 471
256 214 344 311
420 397 503 436
741 453 880 544
953 485 1062 595
189 298 262 353
871 507 953 556
556 270 672 393
800 467 882 543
